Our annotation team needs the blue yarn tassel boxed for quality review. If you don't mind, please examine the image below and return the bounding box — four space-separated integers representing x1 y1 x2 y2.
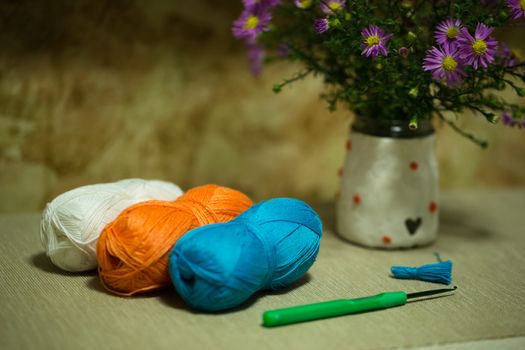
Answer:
391 260 453 285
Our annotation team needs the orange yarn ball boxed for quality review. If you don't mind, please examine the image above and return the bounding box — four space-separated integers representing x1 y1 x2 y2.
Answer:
96 184 252 296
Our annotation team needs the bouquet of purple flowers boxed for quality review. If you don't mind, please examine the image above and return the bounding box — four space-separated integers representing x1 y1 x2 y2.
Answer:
233 0 525 146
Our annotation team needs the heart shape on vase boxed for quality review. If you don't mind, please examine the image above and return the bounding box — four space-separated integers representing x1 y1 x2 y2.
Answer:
405 217 422 235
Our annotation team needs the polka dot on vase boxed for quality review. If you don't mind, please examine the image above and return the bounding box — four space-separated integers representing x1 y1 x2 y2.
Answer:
353 194 361 205
346 140 352 151
382 235 392 245
429 201 438 213
409 162 418 171
338 167 344 177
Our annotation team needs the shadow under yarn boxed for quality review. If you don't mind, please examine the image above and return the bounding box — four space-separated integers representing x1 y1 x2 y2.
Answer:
86 276 109 294
160 273 313 315
262 273 312 296
169 198 322 312
31 252 96 277
85 277 187 307
158 290 199 311
216 273 314 314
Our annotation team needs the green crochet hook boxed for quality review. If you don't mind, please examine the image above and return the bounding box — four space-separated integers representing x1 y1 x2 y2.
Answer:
263 286 457 327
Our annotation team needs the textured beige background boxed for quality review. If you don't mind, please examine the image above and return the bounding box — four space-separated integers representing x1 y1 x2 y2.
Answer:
0 0 524 213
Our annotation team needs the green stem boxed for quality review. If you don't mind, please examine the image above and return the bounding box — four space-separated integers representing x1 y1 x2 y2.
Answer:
437 111 488 149
502 78 525 96
273 68 313 93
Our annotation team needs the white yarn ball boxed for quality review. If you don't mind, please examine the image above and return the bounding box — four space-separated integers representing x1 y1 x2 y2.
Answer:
40 179 183 272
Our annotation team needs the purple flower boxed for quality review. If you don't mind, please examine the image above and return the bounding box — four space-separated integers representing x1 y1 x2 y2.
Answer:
498 44 522 67
232 6 272 41
399 47 410 58
321 0 346 14
435 18 463 46
501 112 517 127
361 25 393 58
457 23 498 70
295 0 313 9
507 0 525 20
246 43 265 76
480 0 498 6
314 18 329 34
243 0 281 8
501 112 525 128
277 43 292 58
423 43 466 87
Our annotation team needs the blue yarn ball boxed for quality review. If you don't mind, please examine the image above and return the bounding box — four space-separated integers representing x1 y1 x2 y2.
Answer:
168 198 322 311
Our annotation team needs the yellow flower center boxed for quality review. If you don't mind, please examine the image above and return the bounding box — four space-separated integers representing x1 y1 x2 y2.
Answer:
299 0 312 8
244 16 260 30
472 39 487 56
366 35 381 46
442 56 458 72
521 0 525 10
329 2 341 11
446 27 458 39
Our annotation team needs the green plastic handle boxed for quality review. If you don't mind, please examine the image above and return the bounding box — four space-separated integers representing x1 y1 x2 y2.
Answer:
262 291 407 327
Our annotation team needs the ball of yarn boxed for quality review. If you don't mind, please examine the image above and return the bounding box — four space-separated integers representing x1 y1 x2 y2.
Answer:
168 198 322 311
96 184 253 296
40 179 183 272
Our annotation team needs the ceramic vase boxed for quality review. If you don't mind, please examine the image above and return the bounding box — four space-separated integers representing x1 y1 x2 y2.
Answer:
335 117 439 248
